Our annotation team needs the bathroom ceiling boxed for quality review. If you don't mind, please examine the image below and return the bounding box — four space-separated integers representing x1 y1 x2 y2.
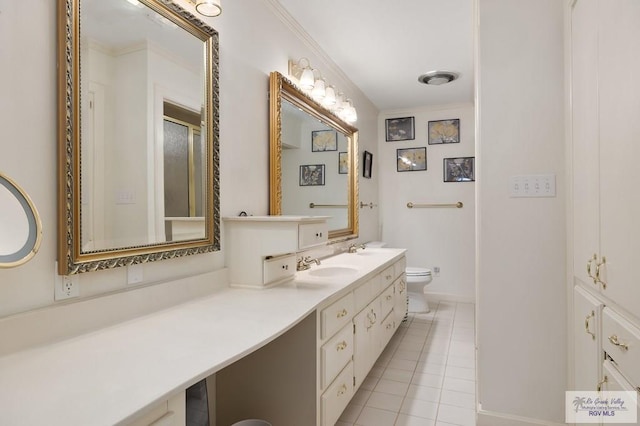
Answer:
275 0 475 111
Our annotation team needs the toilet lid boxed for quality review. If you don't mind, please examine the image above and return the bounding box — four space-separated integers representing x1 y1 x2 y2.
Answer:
406 267 432 276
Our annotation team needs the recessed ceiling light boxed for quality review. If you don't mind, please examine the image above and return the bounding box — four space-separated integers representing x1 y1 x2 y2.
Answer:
418 71 460 85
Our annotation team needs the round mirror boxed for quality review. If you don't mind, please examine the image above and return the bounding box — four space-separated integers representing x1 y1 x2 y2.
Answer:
0 173 42 268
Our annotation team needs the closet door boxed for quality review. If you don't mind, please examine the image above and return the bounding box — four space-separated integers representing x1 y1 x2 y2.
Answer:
571 0 600 290
598 0 640 316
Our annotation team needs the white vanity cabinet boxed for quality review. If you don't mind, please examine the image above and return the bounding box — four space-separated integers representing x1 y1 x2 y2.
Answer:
569 0 640 408
316 255 407 426
223 216 329 288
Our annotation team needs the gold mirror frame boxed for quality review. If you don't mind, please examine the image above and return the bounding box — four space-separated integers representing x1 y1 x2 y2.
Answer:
269 72 359 241
57 0 220 275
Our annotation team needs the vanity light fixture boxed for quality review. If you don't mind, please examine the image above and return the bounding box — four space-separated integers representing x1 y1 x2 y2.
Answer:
288 57 357 123
190 0 222 17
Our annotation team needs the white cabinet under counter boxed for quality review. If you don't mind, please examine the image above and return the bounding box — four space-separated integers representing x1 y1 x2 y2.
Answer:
223 215 329 288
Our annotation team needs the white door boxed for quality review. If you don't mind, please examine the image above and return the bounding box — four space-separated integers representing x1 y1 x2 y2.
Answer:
571 0 600 290
597 0 640 318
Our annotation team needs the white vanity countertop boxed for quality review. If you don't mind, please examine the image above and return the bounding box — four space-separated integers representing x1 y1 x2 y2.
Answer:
0 248 405 426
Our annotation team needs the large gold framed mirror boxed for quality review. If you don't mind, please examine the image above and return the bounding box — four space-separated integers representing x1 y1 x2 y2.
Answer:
57 0 220 274
269 72 358 241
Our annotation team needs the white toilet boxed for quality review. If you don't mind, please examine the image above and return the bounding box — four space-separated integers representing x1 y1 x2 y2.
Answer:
364 242 433 313
405 267 433 313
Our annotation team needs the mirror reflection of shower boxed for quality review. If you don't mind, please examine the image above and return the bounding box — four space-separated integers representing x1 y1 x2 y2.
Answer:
163 102 206 241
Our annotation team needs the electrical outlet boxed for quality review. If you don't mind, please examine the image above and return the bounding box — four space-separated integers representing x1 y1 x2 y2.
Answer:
55 273 79 301
433 266 440 277
127 264 144 285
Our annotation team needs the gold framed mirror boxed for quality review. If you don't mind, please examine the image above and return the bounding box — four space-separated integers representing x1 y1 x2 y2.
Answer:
57 0 220 274
269 72 358 241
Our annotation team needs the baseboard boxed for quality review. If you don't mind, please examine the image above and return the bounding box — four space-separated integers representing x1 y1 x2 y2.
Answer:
477 409 567 426
425 291 475 304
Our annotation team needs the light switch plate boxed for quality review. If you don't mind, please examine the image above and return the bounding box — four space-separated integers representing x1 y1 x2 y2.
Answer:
509 174 556 198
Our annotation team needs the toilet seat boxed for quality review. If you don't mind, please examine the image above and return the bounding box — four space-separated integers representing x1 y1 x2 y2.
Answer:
406 267 432 277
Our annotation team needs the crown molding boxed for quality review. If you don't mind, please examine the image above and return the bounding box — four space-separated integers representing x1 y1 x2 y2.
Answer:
261 0 368 103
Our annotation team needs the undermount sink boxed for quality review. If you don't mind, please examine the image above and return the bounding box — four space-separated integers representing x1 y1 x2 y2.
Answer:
307 266 359 278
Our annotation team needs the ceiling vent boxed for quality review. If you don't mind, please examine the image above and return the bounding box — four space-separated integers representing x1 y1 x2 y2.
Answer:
418 71 460 86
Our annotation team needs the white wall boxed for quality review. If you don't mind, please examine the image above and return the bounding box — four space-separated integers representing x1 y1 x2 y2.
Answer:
0 0 379 318
476 0 566 424
379 104 476 301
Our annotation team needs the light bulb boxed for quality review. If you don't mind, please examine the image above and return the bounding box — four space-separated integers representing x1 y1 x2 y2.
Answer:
311 78 326 100
322 86 336 107
299 68 314 90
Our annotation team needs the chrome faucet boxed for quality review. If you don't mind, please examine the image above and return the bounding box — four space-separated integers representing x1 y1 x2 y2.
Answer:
297 256 321 271
348 243 366 253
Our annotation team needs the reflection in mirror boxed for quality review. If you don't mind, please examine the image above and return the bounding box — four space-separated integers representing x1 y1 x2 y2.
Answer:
0 173 42 268
270 72 358 241
281 100 349 231
58 0 219 274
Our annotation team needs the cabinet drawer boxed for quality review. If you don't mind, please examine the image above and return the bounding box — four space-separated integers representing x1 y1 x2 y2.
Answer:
321 292 355 340
321 324 354 389
380 284 395 319
263 254 296 285
321 362 354 426
393 257 406 280
602 308 640 386
298 222 328 249
380 311 396 350
380 265 395 288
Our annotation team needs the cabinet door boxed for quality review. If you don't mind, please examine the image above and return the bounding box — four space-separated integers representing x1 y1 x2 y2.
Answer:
571 0 600 289
353 299 381 388
573 286 603 392
394 276 408 326
598 0 640 317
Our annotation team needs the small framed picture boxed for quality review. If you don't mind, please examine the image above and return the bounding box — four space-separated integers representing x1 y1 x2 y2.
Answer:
338 152 348 174
299 164 325 186
363 150 373 179
397 147 427 172
428 119 460 144
385 117 415 141
311 130 337 152
443 157 475 182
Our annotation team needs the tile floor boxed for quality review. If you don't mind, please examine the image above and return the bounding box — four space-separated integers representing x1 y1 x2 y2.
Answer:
336 301 476 426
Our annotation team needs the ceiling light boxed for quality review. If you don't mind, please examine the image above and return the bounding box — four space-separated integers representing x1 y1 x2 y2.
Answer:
418 71 460 86
192 0 222 17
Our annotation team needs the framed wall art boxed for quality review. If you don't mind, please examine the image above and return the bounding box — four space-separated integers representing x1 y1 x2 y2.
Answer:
311 130 337 152
443 157 475 182
299 164 325 186
428 119 460 144
338 152 348 174
363 151 373 178
385 117 415 141
397 147 427 172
